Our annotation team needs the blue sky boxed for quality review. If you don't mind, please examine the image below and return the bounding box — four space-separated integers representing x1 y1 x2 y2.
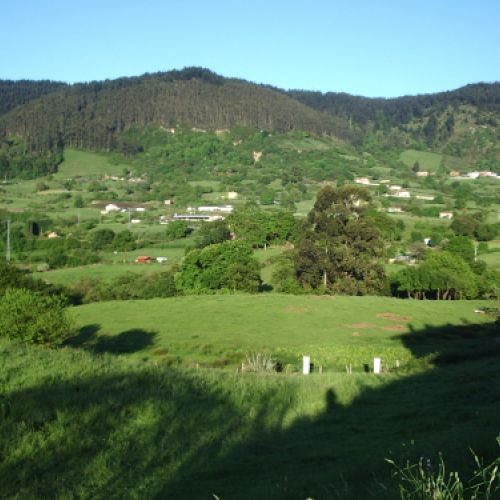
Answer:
1 0 499 97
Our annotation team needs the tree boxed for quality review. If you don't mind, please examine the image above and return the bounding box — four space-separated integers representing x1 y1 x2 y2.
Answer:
295 186 387 295
196 220 230 248
228 209 297 248
176 241 261 293
443 236 475 265
112 230 136 251
165 220 191 241
90 229 115 250
391 251 477 300
0 288 73 345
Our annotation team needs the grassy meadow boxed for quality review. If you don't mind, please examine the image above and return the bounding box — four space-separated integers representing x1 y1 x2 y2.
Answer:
1 299 499 499
68 295 497 371
399 149 443 172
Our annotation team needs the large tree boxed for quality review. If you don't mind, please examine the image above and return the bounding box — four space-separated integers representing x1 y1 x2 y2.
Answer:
175 241 261 293
295 185 387 295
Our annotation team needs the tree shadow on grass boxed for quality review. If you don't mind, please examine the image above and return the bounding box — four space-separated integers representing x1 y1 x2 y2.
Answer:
65 324 157 354
1 317 499 499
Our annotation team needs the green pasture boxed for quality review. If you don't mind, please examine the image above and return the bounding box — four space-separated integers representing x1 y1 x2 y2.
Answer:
34 263 162 287
481 251 500 270
277 134 341 151
69 294 496 370
55 148 127 179
105 246 186 264
400 149 443 172
1 304 499 498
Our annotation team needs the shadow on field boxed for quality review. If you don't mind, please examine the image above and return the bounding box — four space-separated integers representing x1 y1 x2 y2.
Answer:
66 324 157 354
1 318 499 499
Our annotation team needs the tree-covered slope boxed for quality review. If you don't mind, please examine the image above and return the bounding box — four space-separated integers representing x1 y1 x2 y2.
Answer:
0 79 67 116
0 68 348 153
288 82 500 130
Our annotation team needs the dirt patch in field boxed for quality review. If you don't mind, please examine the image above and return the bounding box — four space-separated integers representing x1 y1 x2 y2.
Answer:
377 312 412 322
382 324 407 332
351 332 361 337
285 305 314 313
347 322 375 329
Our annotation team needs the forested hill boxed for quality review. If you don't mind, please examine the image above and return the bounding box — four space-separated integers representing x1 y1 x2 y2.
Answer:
1 67 499 158
0 68 349 153
288 82 500 130
0 80 68 116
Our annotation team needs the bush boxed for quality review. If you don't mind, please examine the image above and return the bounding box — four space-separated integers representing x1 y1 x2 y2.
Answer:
0 288 73 345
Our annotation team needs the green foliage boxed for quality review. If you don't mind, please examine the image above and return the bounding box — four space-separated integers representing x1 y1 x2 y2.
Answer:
387 436 500 500
228 209 297 248
295 185 387 295
176 241 261 293
112 230 136 251
444 236 475 265
392 251 478 299
74 270 179 303
0 288 72 345
259 189 275 205
73 194 84 208
196 220 230 248
0 137 63 180
165 220 191 241
90 229 115 250
451 214 480 237
0 261 78 304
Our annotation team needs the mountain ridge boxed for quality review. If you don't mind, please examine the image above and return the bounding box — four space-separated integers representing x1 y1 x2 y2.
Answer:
0 67 499 167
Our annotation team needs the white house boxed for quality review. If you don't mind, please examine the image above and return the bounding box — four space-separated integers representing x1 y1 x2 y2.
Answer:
387 207 403 213
355 177 371 185
396 190 411 198
197 205 234 213
227 191 238 200
415 195 435 201
389 185 402 191
416 171 429 177
439 211 453 220
101 203 120 214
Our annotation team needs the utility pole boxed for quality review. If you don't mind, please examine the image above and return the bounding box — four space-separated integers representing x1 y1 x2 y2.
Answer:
6 219 11 262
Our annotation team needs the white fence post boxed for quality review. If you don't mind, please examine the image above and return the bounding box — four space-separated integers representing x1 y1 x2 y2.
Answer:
373 357 381 374
303 356 311 375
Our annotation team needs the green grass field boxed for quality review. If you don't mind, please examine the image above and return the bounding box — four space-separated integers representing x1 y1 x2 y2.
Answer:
55 148 127 179
34 263 162 286
1 295 499 498
400 149 443 172
68 294 496 370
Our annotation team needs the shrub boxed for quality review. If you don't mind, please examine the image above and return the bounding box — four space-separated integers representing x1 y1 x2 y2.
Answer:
0 288 73 345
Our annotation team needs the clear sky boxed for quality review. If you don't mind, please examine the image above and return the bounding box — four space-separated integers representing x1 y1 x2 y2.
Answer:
1 0 499 97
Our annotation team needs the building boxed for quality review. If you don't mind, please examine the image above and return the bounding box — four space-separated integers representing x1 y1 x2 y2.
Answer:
439 211 453 220
227 191 238 200
173 214 225 222
416 171 429 177
135 256 153 264
354 177 371 185
396 190 411 198
101 203 120 214
197 205 234 213
387 207 403 213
